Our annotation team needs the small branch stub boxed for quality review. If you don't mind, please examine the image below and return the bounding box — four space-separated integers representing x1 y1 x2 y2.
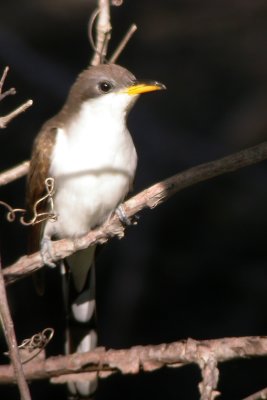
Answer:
0 99 33 129
109 23 137 63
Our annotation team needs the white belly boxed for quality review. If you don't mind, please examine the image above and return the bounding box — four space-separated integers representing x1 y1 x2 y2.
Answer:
52 168 134 237
49 110 137 238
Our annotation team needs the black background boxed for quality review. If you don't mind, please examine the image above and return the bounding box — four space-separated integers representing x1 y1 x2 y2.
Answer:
1 1 267 399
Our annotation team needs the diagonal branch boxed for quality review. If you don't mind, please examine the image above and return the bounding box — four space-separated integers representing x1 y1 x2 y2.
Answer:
3 141 267 286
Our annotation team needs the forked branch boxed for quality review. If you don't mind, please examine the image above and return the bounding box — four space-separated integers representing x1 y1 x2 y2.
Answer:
0 66 33 129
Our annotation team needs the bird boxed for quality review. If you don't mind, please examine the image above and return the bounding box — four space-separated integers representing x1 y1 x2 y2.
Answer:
26 63 165 398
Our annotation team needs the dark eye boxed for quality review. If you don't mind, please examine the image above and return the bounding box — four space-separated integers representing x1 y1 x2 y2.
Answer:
98 81 113 93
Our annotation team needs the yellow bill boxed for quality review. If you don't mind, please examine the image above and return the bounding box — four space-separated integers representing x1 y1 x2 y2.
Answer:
124 81 166 95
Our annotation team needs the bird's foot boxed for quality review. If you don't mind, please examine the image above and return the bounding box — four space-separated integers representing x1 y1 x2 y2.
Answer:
115 204 132 226
115 204 139 227
40 237 56 268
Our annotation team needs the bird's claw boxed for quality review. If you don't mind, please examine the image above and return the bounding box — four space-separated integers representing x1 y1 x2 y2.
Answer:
115 204 132 226
40 237 56 268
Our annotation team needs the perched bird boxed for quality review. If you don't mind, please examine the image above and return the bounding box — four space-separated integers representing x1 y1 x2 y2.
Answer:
26 63 165 397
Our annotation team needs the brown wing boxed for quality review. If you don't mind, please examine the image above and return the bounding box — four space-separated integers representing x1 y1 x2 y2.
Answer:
26 124 57 255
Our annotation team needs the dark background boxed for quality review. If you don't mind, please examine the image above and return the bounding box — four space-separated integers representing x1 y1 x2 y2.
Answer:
1 0 267 399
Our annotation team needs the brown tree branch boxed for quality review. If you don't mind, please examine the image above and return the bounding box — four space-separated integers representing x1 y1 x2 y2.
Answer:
0 253 31 399
0 336 266 391
3 141 267 286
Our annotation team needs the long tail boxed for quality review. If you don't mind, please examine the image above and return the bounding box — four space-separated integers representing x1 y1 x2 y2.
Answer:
61 246 97 398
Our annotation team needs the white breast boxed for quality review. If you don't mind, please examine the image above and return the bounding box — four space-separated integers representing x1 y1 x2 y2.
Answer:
49 93 137 238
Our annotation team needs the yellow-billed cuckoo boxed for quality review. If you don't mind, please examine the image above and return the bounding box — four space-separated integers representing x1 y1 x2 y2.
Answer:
26 63 165 397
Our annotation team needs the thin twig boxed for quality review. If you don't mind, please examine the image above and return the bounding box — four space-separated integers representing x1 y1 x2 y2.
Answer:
242 387 267 400
0 252 31 399
0 67 9 93
0 99 33 129
109 24 137 63
0 88 16 102
3 141 267 285
0 161 30 187
0 66 16 102
90 0 112 66
0 336 266 385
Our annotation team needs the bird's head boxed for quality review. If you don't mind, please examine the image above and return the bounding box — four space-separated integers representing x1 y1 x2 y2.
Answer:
67 63 166 118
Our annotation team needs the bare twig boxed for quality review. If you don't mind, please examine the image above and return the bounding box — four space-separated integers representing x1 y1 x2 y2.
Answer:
90 0 112 66
3 140 267 285
0 161 30 187
0 88 16 102
0 99 33 129
0 336 266 387
0 253 31 399
0 67 32 128
109 23 137 63
242 387 267 400
0 66 16 102
0 67 9 94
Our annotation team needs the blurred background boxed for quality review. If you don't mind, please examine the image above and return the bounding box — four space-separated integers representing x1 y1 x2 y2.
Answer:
1 0 267 398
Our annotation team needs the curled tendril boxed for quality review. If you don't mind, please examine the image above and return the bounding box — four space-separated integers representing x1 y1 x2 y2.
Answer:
21 177 57 226
88 7 101 55
88 7 111 64
4 327 54 364
0 200 25 222
0 177 57 226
